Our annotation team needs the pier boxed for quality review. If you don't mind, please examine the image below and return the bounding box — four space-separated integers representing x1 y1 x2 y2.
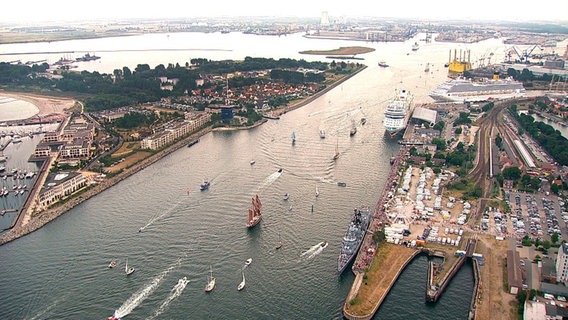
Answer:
426 238 477 303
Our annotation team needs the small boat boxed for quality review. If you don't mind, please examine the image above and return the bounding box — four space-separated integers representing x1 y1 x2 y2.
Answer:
250 160 255 165
108 316 119 320
337 182 347 187
333 139 339 160
237 271 246 291
315 185 320 197
319 129 326 139
187 139 199 148
277 168 283 173
245 258 252 267
321 241 328 248
378 61 389 67
276 233 282 249
291 131 296 144
411 42 419 51
360 118 367 125
125 259 135 276
200 179 210 191
283 193 289 201
205 265 216 292
108 260 117 268
349 121 357 136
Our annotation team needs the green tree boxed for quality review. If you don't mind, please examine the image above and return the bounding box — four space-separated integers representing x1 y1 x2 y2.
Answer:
503 167 522 180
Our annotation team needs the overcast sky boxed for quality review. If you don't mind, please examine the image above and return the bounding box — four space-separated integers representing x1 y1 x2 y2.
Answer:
2 0 567 23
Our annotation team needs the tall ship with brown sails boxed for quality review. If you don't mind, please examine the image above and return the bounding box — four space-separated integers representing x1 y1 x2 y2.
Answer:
247 195 262 228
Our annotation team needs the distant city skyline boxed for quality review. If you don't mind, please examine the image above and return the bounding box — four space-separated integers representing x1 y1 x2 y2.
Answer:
2 0 568 23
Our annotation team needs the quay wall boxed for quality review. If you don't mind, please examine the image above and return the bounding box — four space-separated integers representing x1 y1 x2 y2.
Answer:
470 258 481 320
343 249 420 320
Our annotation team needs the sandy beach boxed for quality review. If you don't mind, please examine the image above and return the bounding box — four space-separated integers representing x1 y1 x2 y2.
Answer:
0 90 75 118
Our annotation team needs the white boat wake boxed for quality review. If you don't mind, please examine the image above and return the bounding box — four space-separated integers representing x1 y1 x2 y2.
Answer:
256 171 282 193
112 260 181 319
146 277 189 320
139 198 185 232
300 242 328 260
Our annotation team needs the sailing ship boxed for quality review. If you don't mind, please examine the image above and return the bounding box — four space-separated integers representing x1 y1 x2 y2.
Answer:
315 185 320 197
124 258 135 276
237 271 246 291
246 195 262 228
337 207 371 274
205 265 216 292
276 233 282 249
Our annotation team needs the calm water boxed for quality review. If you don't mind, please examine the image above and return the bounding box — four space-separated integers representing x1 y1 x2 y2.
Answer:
0 32 492 319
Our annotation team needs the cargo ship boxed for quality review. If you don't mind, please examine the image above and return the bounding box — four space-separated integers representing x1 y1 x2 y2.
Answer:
429 76 525 103
246 195 262 228
383 89 413 138
337 207 371 274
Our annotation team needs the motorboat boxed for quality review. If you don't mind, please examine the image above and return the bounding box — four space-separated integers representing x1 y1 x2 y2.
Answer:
245 258 252 266
237 271 246 291
250 160 255 165
319 129 325 139
200 179 210 191
283 193 289 201
337 182 347 187
108 260 117 268
277 168 283 173
321 241 328 248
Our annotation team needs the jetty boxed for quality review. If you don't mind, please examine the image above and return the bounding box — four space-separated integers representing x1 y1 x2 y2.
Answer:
425 238 477 302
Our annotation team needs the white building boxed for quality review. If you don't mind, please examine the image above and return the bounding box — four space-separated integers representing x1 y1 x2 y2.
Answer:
38 172 87 209
141 114 210 150
556 243 568 284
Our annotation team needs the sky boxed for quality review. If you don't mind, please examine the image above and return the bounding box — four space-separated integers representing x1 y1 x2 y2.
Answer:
1 0 568 23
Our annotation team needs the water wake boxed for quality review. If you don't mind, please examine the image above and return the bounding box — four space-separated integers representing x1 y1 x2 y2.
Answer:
300 242 327 260
146 277 189 320
256 171 282 193
112 260 181 319
140 197 185 232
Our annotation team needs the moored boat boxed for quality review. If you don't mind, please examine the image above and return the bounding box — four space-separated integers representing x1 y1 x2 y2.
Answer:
337 207 371 274
383 89 413 138
378 61 389 67
246 195 262 228
108 260 117 268
429 76 525 103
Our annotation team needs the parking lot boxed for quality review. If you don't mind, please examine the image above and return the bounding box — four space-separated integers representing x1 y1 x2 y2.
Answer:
506 191 567 242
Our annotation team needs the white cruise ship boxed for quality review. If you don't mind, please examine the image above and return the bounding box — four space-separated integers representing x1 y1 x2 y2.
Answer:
429 77 525 103
383 89 413 137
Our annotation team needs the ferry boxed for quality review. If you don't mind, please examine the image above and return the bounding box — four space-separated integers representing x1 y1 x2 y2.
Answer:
429 77 525 103
337 208 371 274
383 89 413 138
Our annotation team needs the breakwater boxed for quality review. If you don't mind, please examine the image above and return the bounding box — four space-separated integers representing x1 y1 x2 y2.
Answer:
0 126 211 246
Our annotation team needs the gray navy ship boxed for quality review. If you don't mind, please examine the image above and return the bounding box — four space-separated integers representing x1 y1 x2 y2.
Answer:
337 207 371 274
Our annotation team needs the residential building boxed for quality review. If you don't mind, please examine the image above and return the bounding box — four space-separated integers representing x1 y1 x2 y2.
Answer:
38 172 87 208
556 243 568 284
